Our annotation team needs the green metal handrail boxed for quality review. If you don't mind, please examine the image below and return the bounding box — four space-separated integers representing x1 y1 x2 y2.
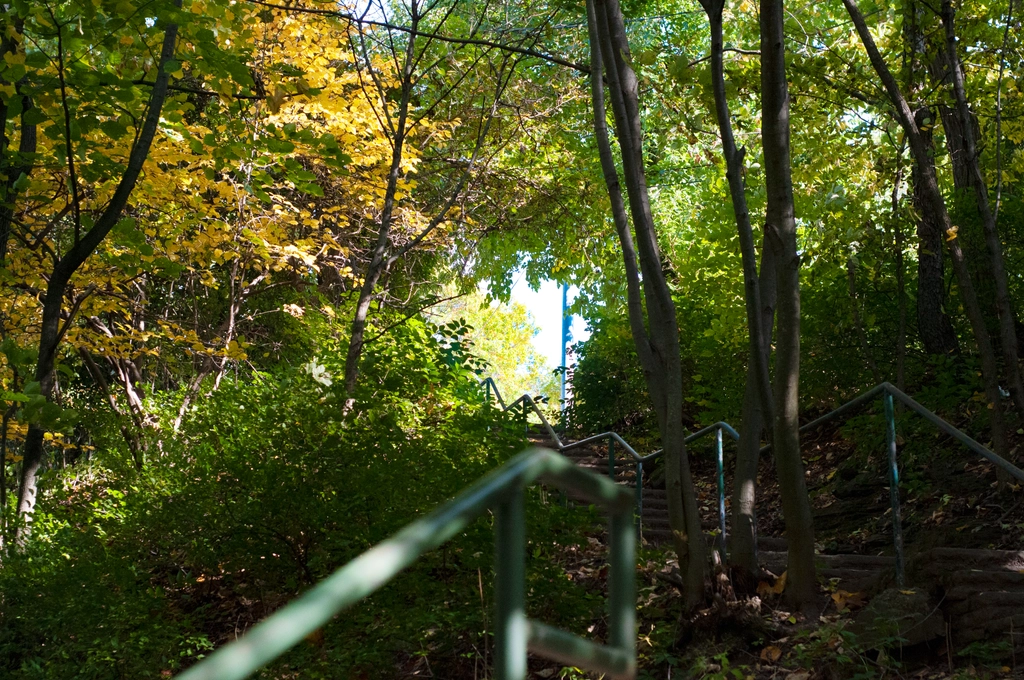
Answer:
174 447 637 680
480 377 740 548
760 381 1024 586
482 377 564 445
485 376 1024 586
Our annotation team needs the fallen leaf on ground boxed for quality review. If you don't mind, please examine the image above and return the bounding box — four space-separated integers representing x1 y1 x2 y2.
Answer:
772 571 788 594
757 571 787 596
831 589 866 610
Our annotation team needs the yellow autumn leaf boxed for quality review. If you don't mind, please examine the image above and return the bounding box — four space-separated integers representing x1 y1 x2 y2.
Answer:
831 589 866 610
771 571 787 594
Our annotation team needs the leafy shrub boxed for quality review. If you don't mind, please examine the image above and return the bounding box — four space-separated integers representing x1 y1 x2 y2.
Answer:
0 316 601 678
564 312 653 439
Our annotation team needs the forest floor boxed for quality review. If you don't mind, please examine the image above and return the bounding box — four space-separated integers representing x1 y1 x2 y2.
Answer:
171 418 1024 679
597 416 1024 680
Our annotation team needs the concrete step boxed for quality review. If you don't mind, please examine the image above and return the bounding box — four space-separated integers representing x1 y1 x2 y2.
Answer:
638 515 720 531
944 570 1024 595
759 551 896 570
916 547 1024 572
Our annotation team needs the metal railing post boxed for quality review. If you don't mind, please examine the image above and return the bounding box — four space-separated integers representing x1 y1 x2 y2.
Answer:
884 389 906 586
715 426 726 557
495 487 527 680
635 462 643 539
608 436 616 480
608 509 636 670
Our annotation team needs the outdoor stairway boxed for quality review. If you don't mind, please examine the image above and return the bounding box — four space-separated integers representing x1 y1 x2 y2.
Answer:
550 437 898 589
537 436 682 543
541 433 1024 653
505 374 1024 662
912 547 1024 649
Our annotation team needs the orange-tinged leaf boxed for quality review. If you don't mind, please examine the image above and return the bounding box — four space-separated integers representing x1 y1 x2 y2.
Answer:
771 571 787 594
760 645 782 663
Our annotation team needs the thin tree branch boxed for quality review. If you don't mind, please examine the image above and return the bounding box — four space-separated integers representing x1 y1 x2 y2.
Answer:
133 79 265 99
363 293 467 345
994 0 1014 225
54 284 97 349
51 14 82 243
246 0 591 74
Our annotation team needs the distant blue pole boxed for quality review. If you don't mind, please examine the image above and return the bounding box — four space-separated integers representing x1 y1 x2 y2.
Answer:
560 284 570 411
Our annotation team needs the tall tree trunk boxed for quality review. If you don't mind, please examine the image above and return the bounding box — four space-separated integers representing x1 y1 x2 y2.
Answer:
342 17 417 406
0 19 36 266
902 3 960 357
16 12 180 535
731 244 776 577
935 73 999 346
698 0 775 577
912 108 960 356
844 0 1012 481
587 0 707 606
889 149 908 392
760 0 817 609
940 0 1024 421
700 0 774 434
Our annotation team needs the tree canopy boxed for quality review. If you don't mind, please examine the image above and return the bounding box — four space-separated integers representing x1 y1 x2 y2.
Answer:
2 0 1024 674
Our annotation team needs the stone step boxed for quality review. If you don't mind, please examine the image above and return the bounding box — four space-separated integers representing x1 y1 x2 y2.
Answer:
759 551 895 570
758 536 788 552
943 570 1024 596
952 611 1024 646
639 496 725 511
948 591 1024 616
917 547 1024 572
554 438 951 601
564 458 636 469
639 515 720 530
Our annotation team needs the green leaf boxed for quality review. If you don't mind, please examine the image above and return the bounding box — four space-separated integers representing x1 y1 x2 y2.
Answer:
668 55 690 82
100 120 129 140
22 106 47 126
634 49 658 66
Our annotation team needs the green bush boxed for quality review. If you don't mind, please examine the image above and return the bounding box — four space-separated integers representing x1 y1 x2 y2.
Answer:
0 317 601 678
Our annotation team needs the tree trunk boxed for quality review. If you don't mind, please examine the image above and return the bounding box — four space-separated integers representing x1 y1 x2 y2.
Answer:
339 8 507 407
342 21 417 406
0 20 34 266
760 0 817 609
731 243 776 576
889 151 908 392
16 13 180 535
844 0 1013 481
700 0 774 431
587 0 707 606
912 107 960 356
698 0 776 577
936 84 999 345
940 0 1024 422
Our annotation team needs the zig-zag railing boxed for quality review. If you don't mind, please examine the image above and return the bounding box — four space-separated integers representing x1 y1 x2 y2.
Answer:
481 377 739 551
760 381 1024 585
174 377 1024 680
488 377 1024 586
